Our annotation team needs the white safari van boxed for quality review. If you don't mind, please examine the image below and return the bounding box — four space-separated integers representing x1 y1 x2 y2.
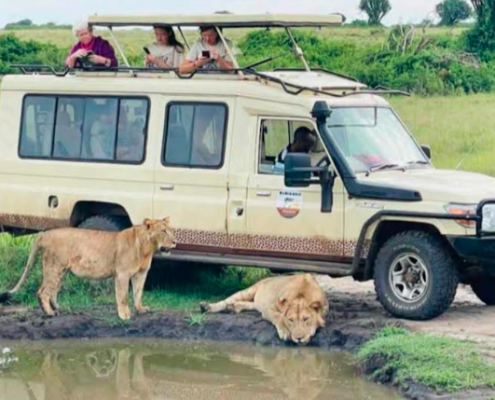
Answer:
1 14 495 320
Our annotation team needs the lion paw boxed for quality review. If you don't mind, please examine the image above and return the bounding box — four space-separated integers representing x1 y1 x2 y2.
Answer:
118 308 132 321
199 302 211 313
136 306 151 315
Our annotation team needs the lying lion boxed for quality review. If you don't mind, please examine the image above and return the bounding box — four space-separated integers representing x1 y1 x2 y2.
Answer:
0 218 176 320
200 274 328 344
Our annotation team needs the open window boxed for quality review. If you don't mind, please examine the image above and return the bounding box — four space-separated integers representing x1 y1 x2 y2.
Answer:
258 118 326 175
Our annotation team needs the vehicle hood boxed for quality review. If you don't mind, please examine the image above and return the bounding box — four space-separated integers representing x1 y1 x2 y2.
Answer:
362 168 495 204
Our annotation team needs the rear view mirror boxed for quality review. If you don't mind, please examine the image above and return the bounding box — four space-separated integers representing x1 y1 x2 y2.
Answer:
421 145 431 160
284 153 336 213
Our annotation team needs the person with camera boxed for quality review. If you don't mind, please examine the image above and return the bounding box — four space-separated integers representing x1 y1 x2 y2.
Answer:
179 26 234 74
66 21 118 69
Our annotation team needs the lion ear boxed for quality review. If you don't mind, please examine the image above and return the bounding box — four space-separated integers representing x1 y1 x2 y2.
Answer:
276 297 288 312
143 219 154 229
163 217 171 224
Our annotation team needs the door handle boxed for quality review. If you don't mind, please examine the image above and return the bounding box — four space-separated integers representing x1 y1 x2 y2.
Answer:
257 191 271 197
160 184 175 191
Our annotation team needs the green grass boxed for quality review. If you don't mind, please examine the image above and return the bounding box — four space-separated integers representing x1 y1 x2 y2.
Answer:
390 94 495 176
359 327 495 393
0 234 269 313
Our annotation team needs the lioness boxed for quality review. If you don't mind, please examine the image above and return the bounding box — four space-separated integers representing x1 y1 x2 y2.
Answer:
0 218 176 320
200 274 328 344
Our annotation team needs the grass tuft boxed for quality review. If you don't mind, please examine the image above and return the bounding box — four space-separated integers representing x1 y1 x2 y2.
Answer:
359 328 495 392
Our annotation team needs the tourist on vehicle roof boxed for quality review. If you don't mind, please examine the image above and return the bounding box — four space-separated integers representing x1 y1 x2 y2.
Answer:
145 26 184 69
179 26 234 74
66 21 118 69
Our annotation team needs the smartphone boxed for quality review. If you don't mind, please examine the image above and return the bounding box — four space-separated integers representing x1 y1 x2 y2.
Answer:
202 50 211 58
143 47 151 55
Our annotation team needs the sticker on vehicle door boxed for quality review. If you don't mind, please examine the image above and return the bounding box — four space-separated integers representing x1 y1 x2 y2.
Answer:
276 191 303 219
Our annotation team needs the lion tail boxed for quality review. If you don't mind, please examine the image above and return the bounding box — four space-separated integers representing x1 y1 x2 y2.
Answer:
0 235 42 304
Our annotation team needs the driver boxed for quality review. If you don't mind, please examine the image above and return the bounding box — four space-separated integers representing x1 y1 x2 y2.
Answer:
273 127 317 174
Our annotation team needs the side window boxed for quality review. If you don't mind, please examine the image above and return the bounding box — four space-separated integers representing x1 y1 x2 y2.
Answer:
53 97 85 159
20 96 56 158
116 99 148 162
164 103 227 168
81 98 118 161
259 119 321 175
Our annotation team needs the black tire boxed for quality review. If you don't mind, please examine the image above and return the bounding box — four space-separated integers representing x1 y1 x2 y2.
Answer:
374 231 459 321
471 278 495 305
78 215 130 231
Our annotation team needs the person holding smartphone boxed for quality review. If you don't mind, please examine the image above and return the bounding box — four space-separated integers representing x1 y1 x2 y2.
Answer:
179 26 235 74
145 26 185 69
66 21 118 69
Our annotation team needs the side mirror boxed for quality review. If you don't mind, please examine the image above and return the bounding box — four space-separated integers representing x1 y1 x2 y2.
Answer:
421 145 431 160
285 153 312 188
284 153 336 213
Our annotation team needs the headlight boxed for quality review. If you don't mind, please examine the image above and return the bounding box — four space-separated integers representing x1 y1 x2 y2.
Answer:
482 204 495 233
445 204 477 228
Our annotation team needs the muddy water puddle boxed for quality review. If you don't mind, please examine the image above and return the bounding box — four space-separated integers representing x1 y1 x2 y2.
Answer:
0 339 401 400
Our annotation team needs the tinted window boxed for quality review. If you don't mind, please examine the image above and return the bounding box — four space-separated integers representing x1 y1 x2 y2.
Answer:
20 95 148 164
116 99 148 162
53 97 85 159
20 96 56 157
81 98 118 161
164 103 227 168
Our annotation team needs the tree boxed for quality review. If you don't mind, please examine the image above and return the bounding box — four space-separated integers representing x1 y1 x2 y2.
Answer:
466 0 495 59
436 0 472 26
358 0 392 26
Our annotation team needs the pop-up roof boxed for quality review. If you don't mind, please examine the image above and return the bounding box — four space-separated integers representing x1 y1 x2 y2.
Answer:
88 13 344 28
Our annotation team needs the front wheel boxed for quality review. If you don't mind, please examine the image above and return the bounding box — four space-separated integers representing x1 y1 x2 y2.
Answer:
470 277 495 305
374 231 459 320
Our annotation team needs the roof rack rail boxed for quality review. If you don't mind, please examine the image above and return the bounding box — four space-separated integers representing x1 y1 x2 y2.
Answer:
248 69 410 98
273 67 360 83
9 64 410 98
11 64 70 77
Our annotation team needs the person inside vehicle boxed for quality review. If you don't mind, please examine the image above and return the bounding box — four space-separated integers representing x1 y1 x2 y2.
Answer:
273 127 317 174
145 26 185 69
179 26 234 74
191 107 223 166
66 21 118 69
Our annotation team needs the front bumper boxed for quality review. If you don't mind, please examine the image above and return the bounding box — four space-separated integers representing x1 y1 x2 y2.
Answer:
448 235 495 271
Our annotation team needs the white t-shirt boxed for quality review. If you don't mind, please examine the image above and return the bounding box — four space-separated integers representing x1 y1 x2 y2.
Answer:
185 39 234 70
147 43 184 68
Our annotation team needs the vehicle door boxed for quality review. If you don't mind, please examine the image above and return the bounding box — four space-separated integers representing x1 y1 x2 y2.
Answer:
153 100 232 251
245 117 346 261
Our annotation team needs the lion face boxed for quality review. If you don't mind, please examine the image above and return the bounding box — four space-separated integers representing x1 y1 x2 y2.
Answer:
143 217 176 252
278 298 326 345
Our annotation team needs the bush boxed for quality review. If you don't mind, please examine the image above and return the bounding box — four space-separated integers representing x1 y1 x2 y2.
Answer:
0 34 66 74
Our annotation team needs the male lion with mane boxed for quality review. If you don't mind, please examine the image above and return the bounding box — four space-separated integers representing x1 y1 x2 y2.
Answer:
0 218 176 320
200 274 328 344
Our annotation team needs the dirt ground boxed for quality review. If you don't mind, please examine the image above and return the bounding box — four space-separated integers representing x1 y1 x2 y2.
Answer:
1 275 493 348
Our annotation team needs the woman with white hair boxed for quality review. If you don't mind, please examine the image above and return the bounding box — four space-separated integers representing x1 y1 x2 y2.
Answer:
66 21 118 69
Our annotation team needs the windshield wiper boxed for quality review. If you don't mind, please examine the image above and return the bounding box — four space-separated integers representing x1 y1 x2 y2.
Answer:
368 163 403 174
406 160 430 168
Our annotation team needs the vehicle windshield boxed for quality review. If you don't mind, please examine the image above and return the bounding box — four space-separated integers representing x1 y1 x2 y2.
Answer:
325 107 428 174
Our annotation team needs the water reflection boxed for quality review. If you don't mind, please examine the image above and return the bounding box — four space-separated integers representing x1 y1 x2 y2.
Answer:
0 340 401 400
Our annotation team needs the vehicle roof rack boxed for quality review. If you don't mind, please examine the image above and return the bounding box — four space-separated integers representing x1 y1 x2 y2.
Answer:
11 64 70 77
10 64 410 98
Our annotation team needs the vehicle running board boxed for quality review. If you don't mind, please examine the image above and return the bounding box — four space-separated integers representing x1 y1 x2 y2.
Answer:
155 250 353 276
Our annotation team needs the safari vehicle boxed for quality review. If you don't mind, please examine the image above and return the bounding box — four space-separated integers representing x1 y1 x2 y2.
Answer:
0 14 495 321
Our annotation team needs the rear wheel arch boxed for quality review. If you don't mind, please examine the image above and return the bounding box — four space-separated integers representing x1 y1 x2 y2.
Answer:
70 201 132 229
